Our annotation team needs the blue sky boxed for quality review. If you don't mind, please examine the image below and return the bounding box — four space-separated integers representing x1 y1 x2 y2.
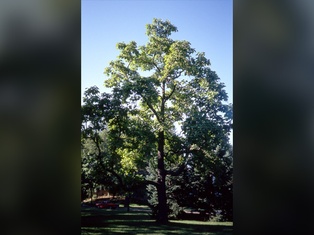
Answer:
82 0 233 104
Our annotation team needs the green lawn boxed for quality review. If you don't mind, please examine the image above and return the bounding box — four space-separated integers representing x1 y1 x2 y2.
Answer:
81 205 233 235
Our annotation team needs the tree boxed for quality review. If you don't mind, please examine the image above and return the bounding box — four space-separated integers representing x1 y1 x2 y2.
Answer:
146 140 233 221
175 144 233 221
81 86 133 201
103 18 232 223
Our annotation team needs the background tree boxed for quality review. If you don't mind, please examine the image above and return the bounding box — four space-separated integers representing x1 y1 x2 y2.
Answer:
103 18 233 223
81 86 133 200
175 144 233 221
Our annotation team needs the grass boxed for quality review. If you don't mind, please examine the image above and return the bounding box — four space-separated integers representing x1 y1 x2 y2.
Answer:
81 204 233 235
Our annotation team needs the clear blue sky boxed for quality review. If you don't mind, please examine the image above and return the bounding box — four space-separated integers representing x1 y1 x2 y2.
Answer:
82 0 233 103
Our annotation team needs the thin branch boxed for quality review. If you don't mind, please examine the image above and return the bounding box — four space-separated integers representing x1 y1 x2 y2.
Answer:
106 168 124 188
153 62 161 73
152 53 161 73
165 84 177 102
165 145 191 176
142 179 160 188
92 135 102 157
141 95 162 123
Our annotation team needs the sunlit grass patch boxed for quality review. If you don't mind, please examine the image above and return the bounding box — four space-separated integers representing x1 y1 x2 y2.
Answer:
170 220 233 226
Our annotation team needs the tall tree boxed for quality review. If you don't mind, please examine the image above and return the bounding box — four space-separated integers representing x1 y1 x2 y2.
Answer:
103 18 232 223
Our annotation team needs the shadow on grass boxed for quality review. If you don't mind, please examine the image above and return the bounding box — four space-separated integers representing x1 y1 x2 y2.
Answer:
81 206 232 235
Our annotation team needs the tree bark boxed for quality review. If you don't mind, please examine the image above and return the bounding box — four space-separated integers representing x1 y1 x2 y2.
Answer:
156 130 168 224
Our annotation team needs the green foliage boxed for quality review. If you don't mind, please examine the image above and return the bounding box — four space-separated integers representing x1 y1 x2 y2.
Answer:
81 86 138 198
145 159 184 219
146 161 159 218
146 145 233 221
82 18 233 222
176 145 233 221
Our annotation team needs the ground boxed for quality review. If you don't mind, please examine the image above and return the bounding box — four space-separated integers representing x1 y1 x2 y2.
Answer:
81 203 233 235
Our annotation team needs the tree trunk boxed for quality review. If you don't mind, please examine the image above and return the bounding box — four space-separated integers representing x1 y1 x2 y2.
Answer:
156 130 168 224
90 184 93 204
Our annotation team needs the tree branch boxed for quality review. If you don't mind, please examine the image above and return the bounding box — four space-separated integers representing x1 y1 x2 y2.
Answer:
88 134 102 158
165 84 177 102
152 53 161 74
106 168 124 188
172 70 183 79
142 180 160 188
165 145 191 176
141 95 162 123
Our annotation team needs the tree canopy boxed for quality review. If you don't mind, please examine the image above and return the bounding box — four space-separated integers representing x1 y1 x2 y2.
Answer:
81 18 233 224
